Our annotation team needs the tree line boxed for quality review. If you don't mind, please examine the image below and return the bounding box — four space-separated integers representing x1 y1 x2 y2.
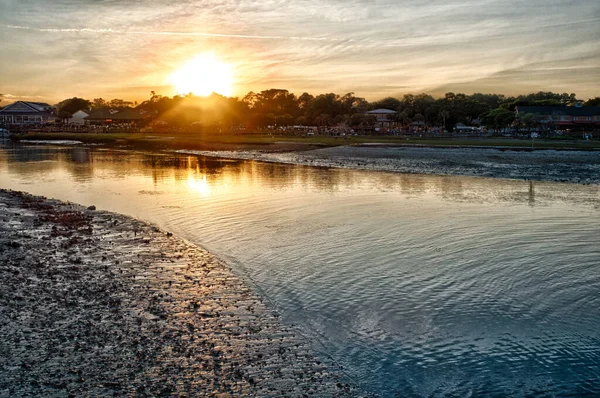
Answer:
53 90 600 131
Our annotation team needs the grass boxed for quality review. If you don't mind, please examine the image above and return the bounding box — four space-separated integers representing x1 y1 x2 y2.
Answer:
11 131 600 151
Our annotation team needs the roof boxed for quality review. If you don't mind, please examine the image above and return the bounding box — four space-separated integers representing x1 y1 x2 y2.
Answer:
0 101 54 114
516 106 600 117
366 108 397 114
85 107 151 120
71 110 90 116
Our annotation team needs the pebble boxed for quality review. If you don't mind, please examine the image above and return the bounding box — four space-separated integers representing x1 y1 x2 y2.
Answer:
0 189 359 397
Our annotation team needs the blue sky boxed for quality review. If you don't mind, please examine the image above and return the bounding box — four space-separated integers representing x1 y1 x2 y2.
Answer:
1 0 598 104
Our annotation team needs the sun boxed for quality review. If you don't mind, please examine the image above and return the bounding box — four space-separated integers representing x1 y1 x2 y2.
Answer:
170 53 233 97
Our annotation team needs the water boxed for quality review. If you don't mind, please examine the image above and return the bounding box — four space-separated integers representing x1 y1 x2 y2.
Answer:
1 143 599 396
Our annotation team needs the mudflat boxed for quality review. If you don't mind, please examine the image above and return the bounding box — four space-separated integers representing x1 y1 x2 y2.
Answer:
177 145 600 184
0 189 354 397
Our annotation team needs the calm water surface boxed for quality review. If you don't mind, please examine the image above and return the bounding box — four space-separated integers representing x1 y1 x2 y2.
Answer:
1 144 599 396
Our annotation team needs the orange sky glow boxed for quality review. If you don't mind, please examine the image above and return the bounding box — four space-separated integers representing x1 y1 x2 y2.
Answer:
0 0 599 105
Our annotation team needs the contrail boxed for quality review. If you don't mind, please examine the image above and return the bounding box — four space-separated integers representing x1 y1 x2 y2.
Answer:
4 24 348 42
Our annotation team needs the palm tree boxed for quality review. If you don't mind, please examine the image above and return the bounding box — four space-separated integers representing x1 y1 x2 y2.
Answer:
439 110 450 131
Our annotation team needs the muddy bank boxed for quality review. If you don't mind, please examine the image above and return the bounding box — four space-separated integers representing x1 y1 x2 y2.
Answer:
176 145 600 184
0 189 356 397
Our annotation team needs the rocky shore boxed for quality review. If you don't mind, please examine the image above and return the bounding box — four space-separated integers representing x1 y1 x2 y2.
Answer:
176 145 600 185
0 189 355 397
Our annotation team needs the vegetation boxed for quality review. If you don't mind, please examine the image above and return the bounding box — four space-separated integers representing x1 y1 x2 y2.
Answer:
3 90 598 147
56 97 92 119
13 131 600 151
48 90 596 132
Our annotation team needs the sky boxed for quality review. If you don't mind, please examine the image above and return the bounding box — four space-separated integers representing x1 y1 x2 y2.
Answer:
0 0 599 105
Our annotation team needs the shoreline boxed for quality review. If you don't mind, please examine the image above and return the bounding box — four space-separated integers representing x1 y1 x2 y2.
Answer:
173 145 600 185
10 132 600 153
7 137 600 184
0 189 356 397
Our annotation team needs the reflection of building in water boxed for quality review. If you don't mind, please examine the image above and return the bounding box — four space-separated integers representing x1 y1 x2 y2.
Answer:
399 174 428 196
528 181 535 207
68 148 95 182
71 148 91 164
8 146 61 163
4 147 598 210
439 176 465 201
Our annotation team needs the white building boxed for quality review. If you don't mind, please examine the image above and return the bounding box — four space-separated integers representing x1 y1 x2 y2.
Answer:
68 110 90 125
366 108 397 122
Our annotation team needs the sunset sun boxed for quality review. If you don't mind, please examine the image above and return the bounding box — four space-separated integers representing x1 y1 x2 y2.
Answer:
170 53 233 97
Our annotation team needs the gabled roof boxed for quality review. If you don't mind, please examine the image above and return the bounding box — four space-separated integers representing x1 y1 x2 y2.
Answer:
71 110 90 116
516 106 600 117
366 108 397 114
0 101 54 114
85 107 150 120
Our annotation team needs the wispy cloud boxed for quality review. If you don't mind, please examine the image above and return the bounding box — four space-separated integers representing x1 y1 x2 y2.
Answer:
4 24 349 42
0 93 45 100
1 0 598 102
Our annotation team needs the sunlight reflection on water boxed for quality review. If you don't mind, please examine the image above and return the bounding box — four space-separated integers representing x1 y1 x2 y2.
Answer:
1 144 599 396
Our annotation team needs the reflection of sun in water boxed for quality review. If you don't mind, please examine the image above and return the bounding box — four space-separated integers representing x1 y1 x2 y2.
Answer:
170 53 233 96
187 174 211 197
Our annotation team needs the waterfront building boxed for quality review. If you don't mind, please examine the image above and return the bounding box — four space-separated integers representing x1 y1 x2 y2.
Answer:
0 101 56 125
84 107 153 125
366 108 398 123
68 110 90 125
515 105 600 128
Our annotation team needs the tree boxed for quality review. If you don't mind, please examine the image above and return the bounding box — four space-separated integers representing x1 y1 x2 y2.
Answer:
349 113 366 127
372 97 401 111
439 110 450 130
480 108 515 134
507 91 580 110
56 97 92 116
315 113 332 127
584 97 600 107
340 92 368 115
515 113 540 134
108 99 133 109
297 92 314 110
91 98 108 109
243 89 298 116
305 93 344 124
275 114 294 126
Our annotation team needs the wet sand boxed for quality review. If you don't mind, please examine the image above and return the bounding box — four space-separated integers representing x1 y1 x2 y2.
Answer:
176 145 600 184
0 189 355 397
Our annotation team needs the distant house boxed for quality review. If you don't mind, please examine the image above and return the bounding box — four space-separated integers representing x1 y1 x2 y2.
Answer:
454 122 479 135
68 110 90 125
0 101 56 125
84 106 153 125
366 108 398 123
515 105 600 128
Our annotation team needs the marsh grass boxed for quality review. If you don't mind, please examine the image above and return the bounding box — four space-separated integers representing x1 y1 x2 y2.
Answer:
13 131 600 151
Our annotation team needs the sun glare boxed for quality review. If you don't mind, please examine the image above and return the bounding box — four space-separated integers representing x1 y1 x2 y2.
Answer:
170 53 233 97
187 174 211 197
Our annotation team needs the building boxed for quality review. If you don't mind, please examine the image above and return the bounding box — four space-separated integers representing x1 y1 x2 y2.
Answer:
68 110 90 125
84 107 153 125
0 101 56 125
365 108 398 123
515 105 600 128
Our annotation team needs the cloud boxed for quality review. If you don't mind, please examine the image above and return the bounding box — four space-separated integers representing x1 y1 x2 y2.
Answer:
3 24 349 42
0 0 598 102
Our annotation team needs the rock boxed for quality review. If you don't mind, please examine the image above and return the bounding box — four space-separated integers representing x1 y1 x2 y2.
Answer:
0 188 356 397
87 205 96 211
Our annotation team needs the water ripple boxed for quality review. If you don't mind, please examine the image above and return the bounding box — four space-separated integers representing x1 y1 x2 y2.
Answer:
1 146 599 396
